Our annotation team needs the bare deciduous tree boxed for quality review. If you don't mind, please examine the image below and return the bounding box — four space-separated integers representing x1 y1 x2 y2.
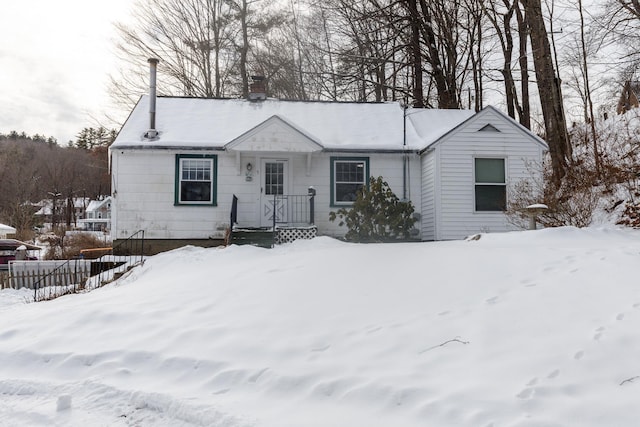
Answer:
515 1 531 129
110 0 284 108
521 0 571 185
0 134 109 236
483 0 532 123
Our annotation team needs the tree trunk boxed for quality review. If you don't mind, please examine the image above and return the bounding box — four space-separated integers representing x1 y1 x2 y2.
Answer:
469 0 483 112
521 0 570 185
406 0 425 107
239 0 250 98
416 0 458 108
578 0 601 176
515 2 531 129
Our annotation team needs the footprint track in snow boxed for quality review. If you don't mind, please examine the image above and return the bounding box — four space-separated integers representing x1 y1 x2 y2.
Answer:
485 296 499 305
547 369 560 379
520 278 537 288
593 326 605 341
516 387 535 400
516 371 562 401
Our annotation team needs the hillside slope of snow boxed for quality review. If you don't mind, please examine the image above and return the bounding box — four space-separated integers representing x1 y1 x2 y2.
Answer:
1 227 640 426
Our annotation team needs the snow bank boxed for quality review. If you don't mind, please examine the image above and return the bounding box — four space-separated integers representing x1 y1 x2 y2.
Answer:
1 227 640 426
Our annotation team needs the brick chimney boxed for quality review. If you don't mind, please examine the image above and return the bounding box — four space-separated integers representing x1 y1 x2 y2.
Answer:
248 75 267 101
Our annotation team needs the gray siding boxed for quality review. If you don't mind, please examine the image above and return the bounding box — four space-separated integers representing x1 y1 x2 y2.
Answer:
429 108 545 240
420 151 437 240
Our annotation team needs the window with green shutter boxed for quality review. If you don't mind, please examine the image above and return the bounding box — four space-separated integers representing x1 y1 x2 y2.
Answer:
175 154 217 206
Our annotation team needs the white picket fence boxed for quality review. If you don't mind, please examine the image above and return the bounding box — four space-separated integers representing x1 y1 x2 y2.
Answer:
2 260 92 290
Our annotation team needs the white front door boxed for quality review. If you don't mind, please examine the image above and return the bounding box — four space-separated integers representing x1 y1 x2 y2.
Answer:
260 159 288 227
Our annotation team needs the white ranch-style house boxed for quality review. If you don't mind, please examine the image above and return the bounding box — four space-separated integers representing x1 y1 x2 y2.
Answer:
109 61 547 254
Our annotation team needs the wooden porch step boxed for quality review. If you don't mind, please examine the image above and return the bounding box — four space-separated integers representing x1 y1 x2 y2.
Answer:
230 228 274 248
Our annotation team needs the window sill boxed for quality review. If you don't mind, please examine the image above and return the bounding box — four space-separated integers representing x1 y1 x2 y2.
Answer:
174 203 218 207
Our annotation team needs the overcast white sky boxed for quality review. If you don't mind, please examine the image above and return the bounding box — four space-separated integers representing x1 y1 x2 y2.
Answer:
0 0 135 144
0 0 619 145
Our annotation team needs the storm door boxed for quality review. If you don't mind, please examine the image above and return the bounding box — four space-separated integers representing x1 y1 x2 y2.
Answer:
260 159 288 227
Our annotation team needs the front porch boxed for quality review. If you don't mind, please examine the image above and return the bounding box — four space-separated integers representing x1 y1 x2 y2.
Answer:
229 189 317 248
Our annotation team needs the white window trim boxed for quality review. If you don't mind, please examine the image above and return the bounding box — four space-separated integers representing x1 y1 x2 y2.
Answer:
175 155 217 206
331 157 369 207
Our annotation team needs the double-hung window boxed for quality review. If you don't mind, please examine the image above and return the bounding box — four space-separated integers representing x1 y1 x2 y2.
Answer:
330 157 369 206
474 158 506 211
175 154 217 205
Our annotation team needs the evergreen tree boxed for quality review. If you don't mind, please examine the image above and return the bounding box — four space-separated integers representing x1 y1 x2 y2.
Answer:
72 127 117 150
329 176 417 242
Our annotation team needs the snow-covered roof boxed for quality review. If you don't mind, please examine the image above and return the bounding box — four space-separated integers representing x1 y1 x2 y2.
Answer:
0 224 16 237
86 196 112 213
0 223 16 233
34 198 89 216
73 198 89 208
112 96 477 151
0 239 40 251
34 206 50 216
407 108 476 146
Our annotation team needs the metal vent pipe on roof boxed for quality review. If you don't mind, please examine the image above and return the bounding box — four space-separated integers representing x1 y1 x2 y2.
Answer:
146 58 160 139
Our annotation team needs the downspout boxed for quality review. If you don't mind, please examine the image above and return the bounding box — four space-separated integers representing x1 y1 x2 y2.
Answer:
402 103 408 201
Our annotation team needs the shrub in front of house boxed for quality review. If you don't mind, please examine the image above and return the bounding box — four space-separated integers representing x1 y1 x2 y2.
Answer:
329 176 417 242
42 232 109 260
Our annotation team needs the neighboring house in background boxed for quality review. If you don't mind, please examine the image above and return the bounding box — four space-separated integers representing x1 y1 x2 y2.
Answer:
34 197 89 230
110 79 547 254
33 200 55 225
77 196 112 232
0 223 16 239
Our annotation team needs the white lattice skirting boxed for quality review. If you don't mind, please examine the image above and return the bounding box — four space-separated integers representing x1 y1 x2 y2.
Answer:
276 226 317 244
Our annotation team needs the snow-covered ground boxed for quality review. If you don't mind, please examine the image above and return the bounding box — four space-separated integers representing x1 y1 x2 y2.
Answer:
1 226 640 426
